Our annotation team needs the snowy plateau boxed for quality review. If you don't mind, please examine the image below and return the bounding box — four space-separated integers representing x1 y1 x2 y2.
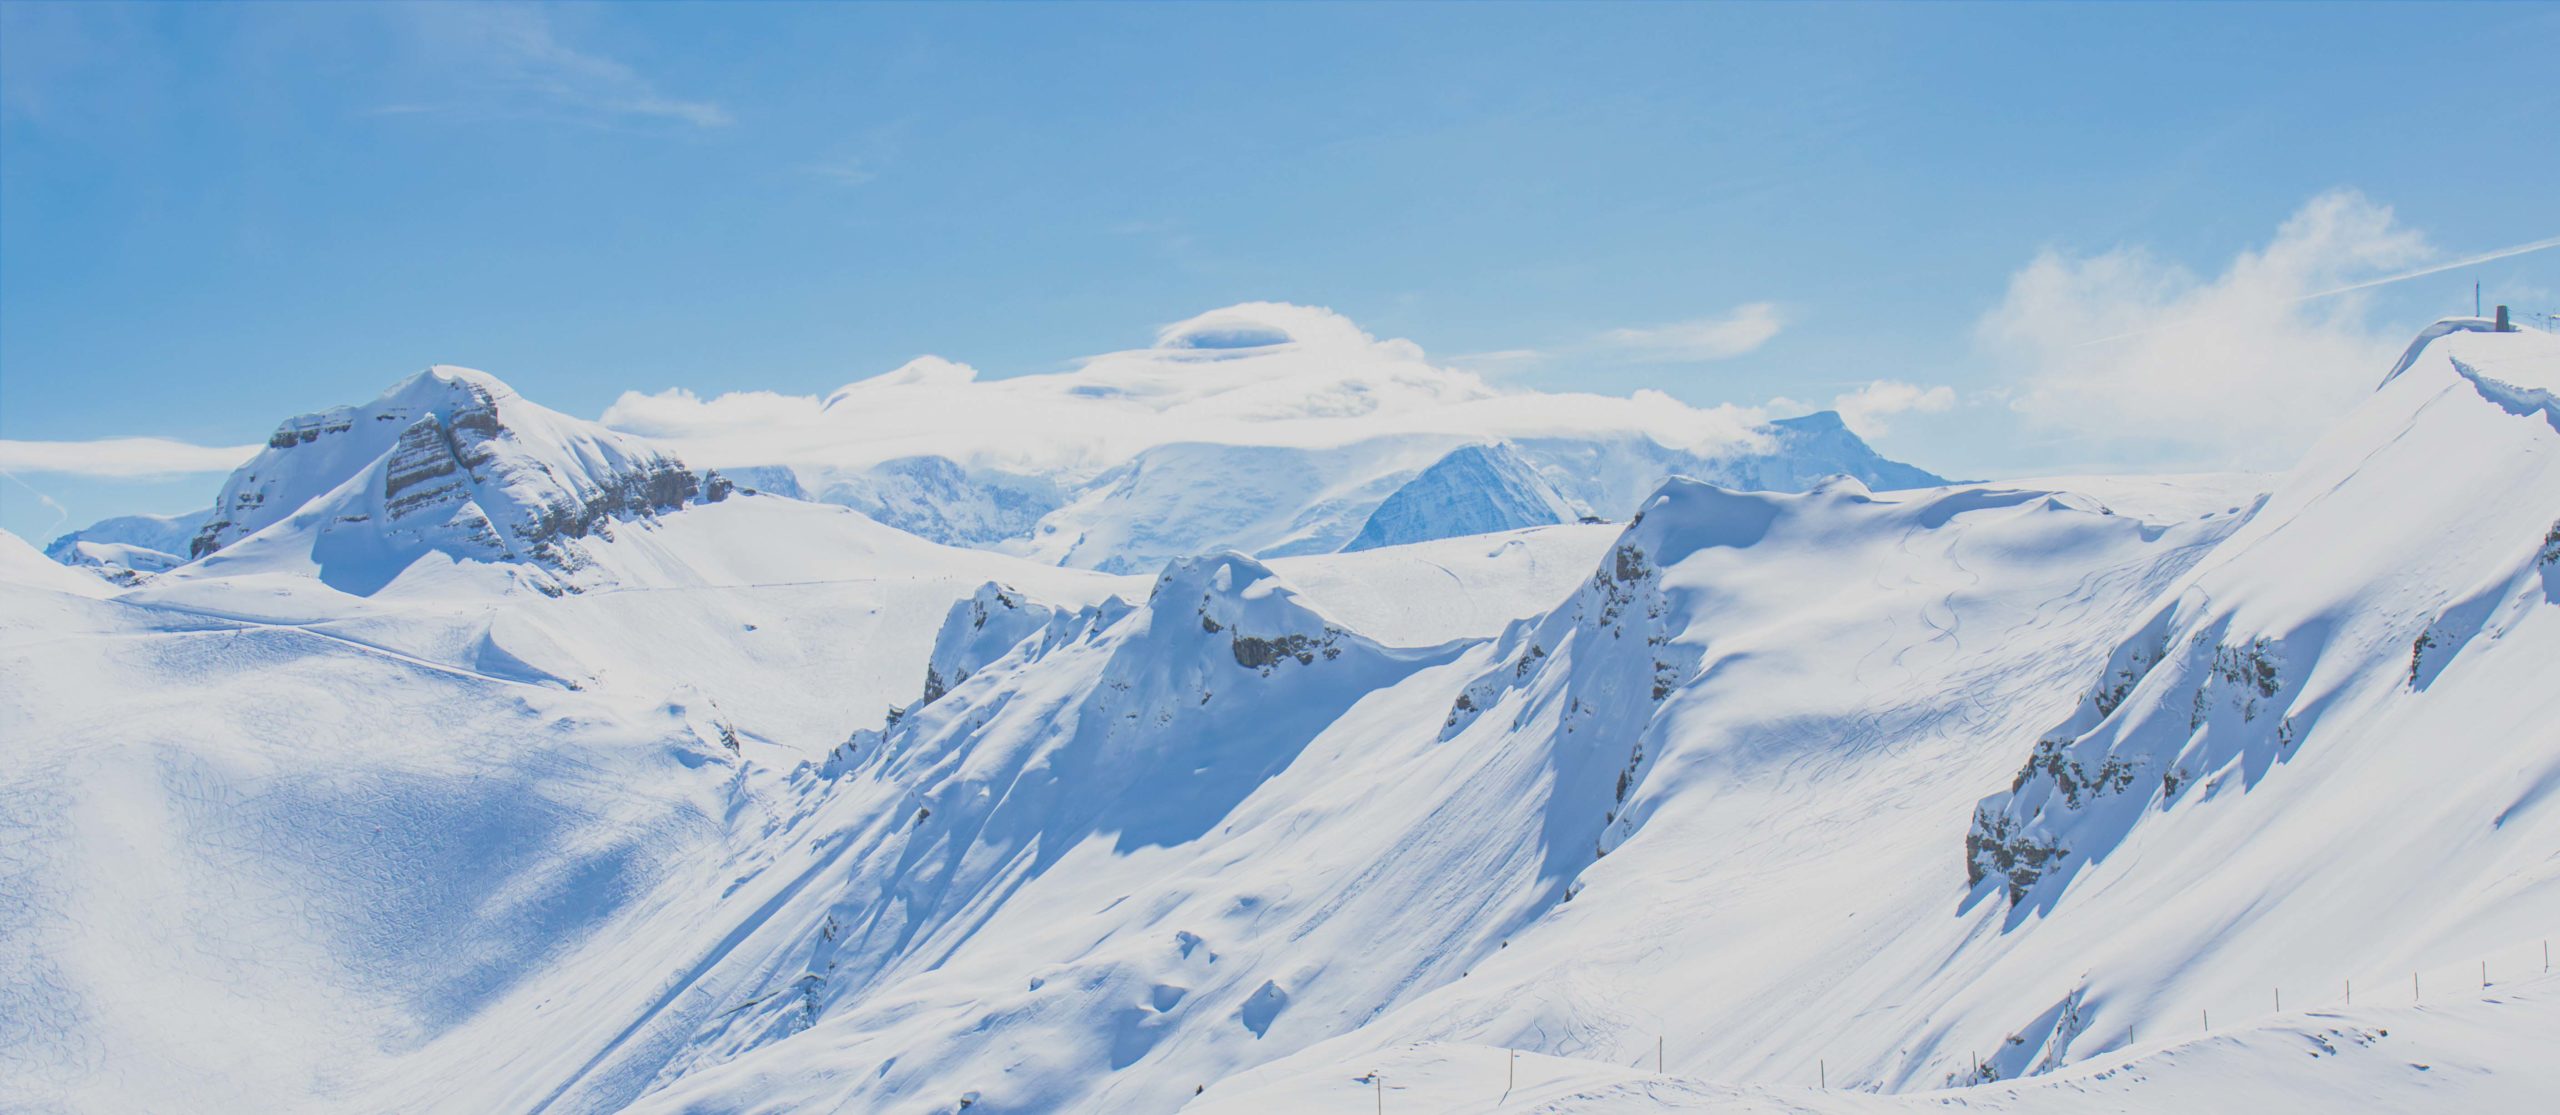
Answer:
5 313 2559 1115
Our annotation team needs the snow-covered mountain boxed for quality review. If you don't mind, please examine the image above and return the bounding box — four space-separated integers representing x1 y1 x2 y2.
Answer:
43 507 205 564
4 319 2554 1115
48 305 1945 578
172 366 737 595
588 303 1947 563
812 456 1064 549
1342 441 1591 552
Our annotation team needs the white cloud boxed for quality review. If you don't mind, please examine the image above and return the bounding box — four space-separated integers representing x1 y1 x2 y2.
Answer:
0 437 261 478
1453 302 1788 373
1831 380 1956 437
1598 302 1787 363
1980 190 2434 468
392 2 729 127
602 301 1775 482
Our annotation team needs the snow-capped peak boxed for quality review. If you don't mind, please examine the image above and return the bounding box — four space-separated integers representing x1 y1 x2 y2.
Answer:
180 365 728 593
1340 441 1589 552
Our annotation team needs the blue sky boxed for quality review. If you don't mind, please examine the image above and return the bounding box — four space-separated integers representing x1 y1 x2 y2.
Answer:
3 1 2555 544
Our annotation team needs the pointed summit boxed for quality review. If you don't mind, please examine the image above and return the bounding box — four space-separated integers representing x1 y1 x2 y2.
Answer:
1341 441 1587 552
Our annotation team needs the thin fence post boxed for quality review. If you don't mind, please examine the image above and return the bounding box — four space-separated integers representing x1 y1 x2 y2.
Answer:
2274 987 2280 1012
2201 1008 2208 1032
2345 978 2351 1006
1374 1073 1382 1115
2414 972 2420 1001
1656 1035 1664 1074
1507 1049 1515 1092
2481 960 2488 989
1820 1059 1826 1089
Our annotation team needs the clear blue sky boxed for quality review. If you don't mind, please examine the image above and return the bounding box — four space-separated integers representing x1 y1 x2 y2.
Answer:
4 1 2554 543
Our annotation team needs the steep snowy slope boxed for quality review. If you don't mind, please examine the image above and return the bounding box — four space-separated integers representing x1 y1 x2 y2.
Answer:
1198 322 2560 1103
2 462 1142 1114
1273 523 1620 646
9 321 2549 1115
1342 442 1590 552
553 471 2238 1115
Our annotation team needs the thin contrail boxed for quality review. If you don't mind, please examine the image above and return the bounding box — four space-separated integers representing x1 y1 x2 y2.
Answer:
1 468 71 543
2080 233 2560 346
2294 233 2560 302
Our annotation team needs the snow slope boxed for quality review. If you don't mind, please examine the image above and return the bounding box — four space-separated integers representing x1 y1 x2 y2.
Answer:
3 321 2552 1115
1204 323 2560 1106
1342 442 1590 553
1195 973 2560 1113
43 507 205 572
1 489 1140 1115
534 470 2240 1114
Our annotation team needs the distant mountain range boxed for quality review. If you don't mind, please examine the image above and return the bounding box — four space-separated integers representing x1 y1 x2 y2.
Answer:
46 306 1946 583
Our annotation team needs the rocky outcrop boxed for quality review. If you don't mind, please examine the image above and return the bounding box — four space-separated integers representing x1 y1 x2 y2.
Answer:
181 366 727 587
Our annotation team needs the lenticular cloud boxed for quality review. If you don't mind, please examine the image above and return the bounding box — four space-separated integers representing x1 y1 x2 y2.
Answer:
600 301 1774 482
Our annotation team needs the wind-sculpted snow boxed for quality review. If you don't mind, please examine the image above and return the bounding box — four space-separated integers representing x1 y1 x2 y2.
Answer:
1970 326 2560 912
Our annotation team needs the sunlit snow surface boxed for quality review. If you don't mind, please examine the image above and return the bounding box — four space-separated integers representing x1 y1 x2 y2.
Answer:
2 324 2555 1114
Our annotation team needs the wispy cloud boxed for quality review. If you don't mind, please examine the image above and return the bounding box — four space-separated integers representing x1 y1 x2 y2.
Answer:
602 301 1775 479
389 2 729 128
1981 189 2436 468
1464 301 1790 373
804 158 877 186
1767 379 1957 438
1832 380 1956 437
1597 302 1788 363
0 437 260 478
2080 230 2560 345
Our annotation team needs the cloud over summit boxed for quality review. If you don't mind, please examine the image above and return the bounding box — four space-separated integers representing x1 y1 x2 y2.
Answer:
603 302 1777 480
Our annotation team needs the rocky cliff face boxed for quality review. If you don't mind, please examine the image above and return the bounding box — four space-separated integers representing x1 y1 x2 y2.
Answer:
182 365 727 591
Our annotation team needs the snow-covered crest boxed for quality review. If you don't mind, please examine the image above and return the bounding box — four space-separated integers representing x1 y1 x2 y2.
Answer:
174 364 732 594
1970 324 2560 906
9 319 2557 1115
